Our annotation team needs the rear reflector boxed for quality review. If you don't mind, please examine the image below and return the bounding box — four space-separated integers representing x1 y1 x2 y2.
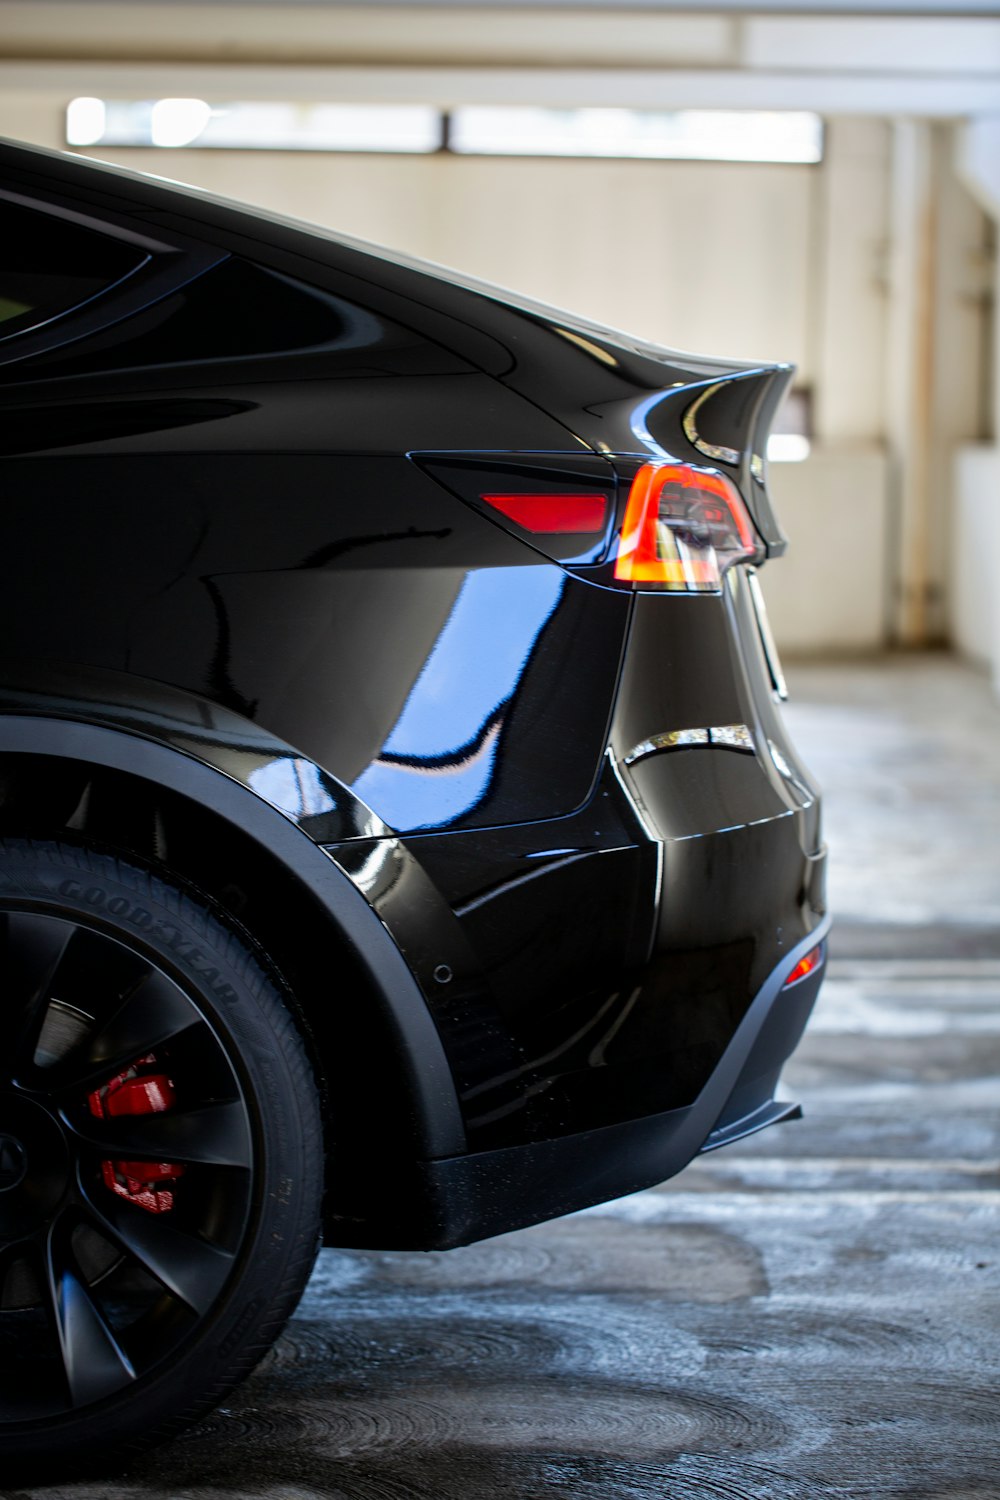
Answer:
481 493 609 534
783 944 824 989
614 462 762 590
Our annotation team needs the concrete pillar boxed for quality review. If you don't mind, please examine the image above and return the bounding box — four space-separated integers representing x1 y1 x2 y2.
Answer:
955 116 1000 459
811 118 891 448
884 120 938 647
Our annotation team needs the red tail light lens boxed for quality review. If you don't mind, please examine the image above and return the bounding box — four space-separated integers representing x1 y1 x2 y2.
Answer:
783 944 824 989
481 493 609 535
614 462 762 590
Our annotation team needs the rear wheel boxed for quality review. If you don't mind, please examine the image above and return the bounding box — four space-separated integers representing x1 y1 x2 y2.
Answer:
0 839 323 1472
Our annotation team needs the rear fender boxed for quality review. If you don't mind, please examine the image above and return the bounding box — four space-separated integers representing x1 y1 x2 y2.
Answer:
0 661 465 1160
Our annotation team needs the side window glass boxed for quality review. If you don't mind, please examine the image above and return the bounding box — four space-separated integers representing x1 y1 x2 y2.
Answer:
22 257 432 379
68 258 361 364
0 198 146 340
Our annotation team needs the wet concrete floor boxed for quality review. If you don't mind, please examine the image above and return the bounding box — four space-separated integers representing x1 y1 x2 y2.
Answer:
14 653 1000 1500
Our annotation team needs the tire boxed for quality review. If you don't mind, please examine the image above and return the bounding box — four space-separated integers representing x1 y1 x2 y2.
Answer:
0 838 323 1474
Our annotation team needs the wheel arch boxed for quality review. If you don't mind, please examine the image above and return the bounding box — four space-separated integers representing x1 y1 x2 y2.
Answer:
0 704 467 1238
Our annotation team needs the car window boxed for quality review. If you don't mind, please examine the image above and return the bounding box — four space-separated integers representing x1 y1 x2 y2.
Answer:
59 258 364 365
0 197 147 341
18 256 445 380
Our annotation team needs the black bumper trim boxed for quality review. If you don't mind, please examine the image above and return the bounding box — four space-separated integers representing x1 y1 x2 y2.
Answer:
326 914 831 1249
700 1098 803 1153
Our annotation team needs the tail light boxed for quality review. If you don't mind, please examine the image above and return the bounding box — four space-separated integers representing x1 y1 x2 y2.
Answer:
783 944 824 989
614 462 763 591
415 453 617 565
481 493 609 535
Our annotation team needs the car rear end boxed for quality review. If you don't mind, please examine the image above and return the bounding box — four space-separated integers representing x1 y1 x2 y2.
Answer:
0 140 828 1240
392 269 830 1194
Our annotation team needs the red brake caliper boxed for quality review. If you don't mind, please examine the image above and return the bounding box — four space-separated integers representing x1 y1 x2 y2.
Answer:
87 1053 185 1214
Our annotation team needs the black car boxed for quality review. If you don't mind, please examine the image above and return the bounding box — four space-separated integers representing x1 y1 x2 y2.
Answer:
0 137 828 1468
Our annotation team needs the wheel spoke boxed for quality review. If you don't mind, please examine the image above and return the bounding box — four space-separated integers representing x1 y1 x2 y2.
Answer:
43 1235 135 1407
79 1183 236 1316
0 912 74 1078
70 1099 253 1169
54 967 200 1094
0 1242 39 1314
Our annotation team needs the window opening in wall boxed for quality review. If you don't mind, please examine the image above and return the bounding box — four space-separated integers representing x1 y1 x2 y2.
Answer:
67 99 443 153
767 387 813 463
66 99 823 165
449 108 824 163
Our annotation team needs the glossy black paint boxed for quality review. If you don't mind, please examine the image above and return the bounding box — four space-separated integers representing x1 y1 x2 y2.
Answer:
0 139 827 1248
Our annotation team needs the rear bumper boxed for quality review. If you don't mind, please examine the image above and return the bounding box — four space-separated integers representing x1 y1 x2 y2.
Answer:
323 568 828 1244
325 914 829 1249
327 580 827 1157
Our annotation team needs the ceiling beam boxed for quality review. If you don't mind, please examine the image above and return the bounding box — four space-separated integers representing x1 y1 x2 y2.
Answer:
2 60 997 117
7 0 996 12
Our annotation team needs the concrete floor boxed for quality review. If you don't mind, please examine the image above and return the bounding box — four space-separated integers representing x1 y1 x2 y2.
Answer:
16 653 1000 1500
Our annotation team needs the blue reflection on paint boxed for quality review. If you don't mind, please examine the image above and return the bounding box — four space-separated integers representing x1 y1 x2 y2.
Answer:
248 756 340 819
354 565 565 829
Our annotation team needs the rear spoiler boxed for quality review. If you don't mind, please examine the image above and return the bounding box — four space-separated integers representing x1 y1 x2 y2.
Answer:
643 364 795 558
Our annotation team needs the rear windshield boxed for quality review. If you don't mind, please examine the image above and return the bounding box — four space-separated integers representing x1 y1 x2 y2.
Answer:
0 197 146 339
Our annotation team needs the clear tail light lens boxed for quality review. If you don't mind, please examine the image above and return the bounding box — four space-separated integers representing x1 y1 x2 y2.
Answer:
614 462 763 591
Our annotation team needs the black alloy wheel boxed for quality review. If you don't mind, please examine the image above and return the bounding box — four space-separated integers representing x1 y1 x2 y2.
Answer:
0 840 323 1473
